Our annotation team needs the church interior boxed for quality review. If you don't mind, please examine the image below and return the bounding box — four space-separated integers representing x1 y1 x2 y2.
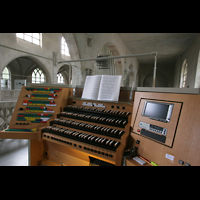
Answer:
0 33 199 166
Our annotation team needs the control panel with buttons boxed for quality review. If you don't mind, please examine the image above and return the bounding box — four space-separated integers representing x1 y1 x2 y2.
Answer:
139 121 167 136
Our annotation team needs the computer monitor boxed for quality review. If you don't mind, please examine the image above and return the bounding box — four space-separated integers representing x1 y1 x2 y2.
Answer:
142 101 174 123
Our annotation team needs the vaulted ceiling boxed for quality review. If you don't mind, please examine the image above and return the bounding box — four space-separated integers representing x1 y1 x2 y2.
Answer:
118 33 199 65
7 57 40 78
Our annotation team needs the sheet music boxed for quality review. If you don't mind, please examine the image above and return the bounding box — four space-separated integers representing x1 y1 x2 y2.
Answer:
81 75 102 100
97 75 122 101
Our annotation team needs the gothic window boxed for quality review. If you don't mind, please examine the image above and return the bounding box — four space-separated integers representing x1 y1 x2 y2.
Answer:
57 73 64 84
1 67 11 89
32 68 45 83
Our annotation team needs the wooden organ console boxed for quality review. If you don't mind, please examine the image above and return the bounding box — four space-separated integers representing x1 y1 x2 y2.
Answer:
41 98 133 166
0 86 133 166
1 85 200 166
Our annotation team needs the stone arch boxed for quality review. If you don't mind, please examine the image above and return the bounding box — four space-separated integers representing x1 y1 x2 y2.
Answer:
143 70 168 87
57 64 71 85
25 56 50 79
3 56 51 88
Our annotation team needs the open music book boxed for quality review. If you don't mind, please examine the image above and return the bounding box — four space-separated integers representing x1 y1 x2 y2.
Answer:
81 75 122 101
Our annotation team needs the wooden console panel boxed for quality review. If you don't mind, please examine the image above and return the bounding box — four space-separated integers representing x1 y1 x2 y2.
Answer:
130 91 200 166
133 98 182 147
0 86 71 140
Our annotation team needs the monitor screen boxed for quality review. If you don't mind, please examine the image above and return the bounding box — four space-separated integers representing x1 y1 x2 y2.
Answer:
142 101 173 122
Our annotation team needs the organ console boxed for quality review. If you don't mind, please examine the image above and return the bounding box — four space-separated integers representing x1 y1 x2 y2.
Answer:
41 98 133 166
1 85 200 166
0 85 133 166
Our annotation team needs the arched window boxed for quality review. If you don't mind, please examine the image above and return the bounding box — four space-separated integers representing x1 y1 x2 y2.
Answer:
2 67 10 80
32 68 45 83
57 73 64 84
1 67 11 89
61 37 70 56
180 59 188 88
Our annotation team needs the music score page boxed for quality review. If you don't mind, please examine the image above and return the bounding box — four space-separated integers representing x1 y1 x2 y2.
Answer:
81 75 122 101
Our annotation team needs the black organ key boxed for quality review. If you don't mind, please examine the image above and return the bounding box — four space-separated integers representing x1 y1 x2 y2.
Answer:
101 127 106 131
72 132 80 136
109 118 114 123
121 111 126 115
110 119 115 123
123 120 127 125
90 136 96 141
101 138 106 144
106 140 111 145
87 135 93 140
84 134 89 139
77 134 82 138
82 134 88 138
106 128 111 132
110 129 115 134
90 107 96 111
110 110 114 114
79 123 86 127
78 114 86 118
118 120 122 124
106 118 112 122
100 117 106 121
114 129 118 134
100 127 104 131
103 128 108 132
96 126 101 130
85 115 91 119
109 140 114 146
118 130 124 135
111 118 115 123
89 125 94 129
98 138 104 143
114 141 119 147
95 137 100 142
